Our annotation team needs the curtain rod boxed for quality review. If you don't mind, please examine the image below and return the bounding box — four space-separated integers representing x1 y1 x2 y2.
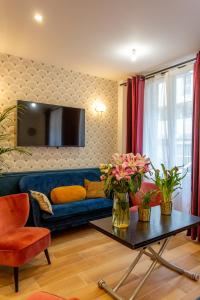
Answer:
120 57 196 86
145 57 196 78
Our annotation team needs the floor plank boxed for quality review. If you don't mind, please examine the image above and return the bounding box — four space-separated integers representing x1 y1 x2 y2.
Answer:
0 226 200 300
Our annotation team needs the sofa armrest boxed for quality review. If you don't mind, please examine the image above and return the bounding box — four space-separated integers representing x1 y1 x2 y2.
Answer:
29 197 43 227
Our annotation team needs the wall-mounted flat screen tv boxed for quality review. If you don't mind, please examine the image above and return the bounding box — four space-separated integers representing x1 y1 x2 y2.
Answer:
17 100 85 147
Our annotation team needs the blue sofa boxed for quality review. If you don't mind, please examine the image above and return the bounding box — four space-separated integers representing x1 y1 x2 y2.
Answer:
19 168 113 232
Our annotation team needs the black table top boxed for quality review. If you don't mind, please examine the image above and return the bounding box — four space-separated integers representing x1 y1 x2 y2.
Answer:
90 206 200 249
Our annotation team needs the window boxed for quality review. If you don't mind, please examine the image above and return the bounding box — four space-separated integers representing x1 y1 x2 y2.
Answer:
143 65 194 212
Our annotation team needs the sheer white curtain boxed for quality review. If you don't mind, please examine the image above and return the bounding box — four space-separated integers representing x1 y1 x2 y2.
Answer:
143 64 194 212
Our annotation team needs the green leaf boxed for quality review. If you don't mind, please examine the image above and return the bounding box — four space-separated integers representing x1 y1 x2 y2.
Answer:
0 104 31 173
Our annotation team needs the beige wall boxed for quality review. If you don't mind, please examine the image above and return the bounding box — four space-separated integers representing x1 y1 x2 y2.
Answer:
0 53 118 172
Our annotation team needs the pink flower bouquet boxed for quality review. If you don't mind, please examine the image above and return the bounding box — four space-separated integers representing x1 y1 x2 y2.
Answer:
100 153 150 196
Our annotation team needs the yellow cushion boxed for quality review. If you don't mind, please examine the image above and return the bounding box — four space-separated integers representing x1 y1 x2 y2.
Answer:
84 179 105 198
30 190 53 214
51 186 86 204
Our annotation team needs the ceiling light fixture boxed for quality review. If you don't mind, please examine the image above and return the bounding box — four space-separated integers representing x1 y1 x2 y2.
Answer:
34 13 43 23
131 49 137 62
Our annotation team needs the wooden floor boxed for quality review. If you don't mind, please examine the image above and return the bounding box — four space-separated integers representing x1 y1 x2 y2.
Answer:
0 226 200 300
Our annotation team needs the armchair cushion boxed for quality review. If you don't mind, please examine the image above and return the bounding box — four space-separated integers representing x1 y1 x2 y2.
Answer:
0 227 50 250
0 227 50 267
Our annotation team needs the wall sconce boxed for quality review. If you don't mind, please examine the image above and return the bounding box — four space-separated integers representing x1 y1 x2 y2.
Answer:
95 103 106 114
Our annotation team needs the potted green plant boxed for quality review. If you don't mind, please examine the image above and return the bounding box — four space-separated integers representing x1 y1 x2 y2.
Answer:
0 105 31 172
152 164 186 215
138 190 157 222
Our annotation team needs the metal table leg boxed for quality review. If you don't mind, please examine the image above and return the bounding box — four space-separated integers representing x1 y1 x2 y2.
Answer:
129 238 170 300
145 247 199 281
113 249 144 292
98 249 144 300
97 237 199 300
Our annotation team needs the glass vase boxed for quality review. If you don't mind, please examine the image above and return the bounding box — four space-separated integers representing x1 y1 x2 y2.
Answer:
112 192 130 228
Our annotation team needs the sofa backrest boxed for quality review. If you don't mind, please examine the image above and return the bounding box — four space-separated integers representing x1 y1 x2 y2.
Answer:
19 168 101 197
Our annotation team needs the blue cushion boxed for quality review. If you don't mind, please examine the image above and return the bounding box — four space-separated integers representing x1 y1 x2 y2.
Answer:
42 198 113 221
19 169 101 197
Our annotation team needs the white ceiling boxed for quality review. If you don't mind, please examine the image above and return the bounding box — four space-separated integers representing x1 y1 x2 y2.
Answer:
0 0 200 80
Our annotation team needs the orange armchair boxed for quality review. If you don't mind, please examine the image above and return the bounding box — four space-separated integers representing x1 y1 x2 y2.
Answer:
0 193 51 292
130 182 163 212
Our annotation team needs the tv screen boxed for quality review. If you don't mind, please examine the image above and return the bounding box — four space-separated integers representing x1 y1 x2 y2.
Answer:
17 100 85 147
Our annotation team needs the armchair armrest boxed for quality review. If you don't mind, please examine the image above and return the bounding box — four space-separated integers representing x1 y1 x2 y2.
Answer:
29 197 43 227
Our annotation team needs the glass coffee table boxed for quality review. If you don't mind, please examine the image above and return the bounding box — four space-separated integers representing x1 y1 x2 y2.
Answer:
90 206 200 300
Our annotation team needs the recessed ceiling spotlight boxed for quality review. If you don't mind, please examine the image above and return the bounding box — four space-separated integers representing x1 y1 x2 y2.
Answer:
34 13 43 23
131 49 137 62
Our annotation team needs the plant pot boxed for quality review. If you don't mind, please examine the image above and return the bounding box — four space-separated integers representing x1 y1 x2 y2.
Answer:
160 201 172 215
138 207 151 222
112 192 130 228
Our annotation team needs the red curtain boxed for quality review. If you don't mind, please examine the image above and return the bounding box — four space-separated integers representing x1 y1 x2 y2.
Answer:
126 76 145 154
188 52 200 240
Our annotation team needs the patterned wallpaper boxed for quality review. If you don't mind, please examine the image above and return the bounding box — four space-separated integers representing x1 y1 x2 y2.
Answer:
0 53 118 172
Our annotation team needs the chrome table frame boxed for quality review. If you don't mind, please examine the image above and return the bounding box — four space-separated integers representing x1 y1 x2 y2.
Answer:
98 237 199 300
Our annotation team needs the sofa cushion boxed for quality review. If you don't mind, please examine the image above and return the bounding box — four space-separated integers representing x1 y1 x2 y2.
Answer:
42 198 113 221
84 179 105 198
51 185 86 204
30 190 53 214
